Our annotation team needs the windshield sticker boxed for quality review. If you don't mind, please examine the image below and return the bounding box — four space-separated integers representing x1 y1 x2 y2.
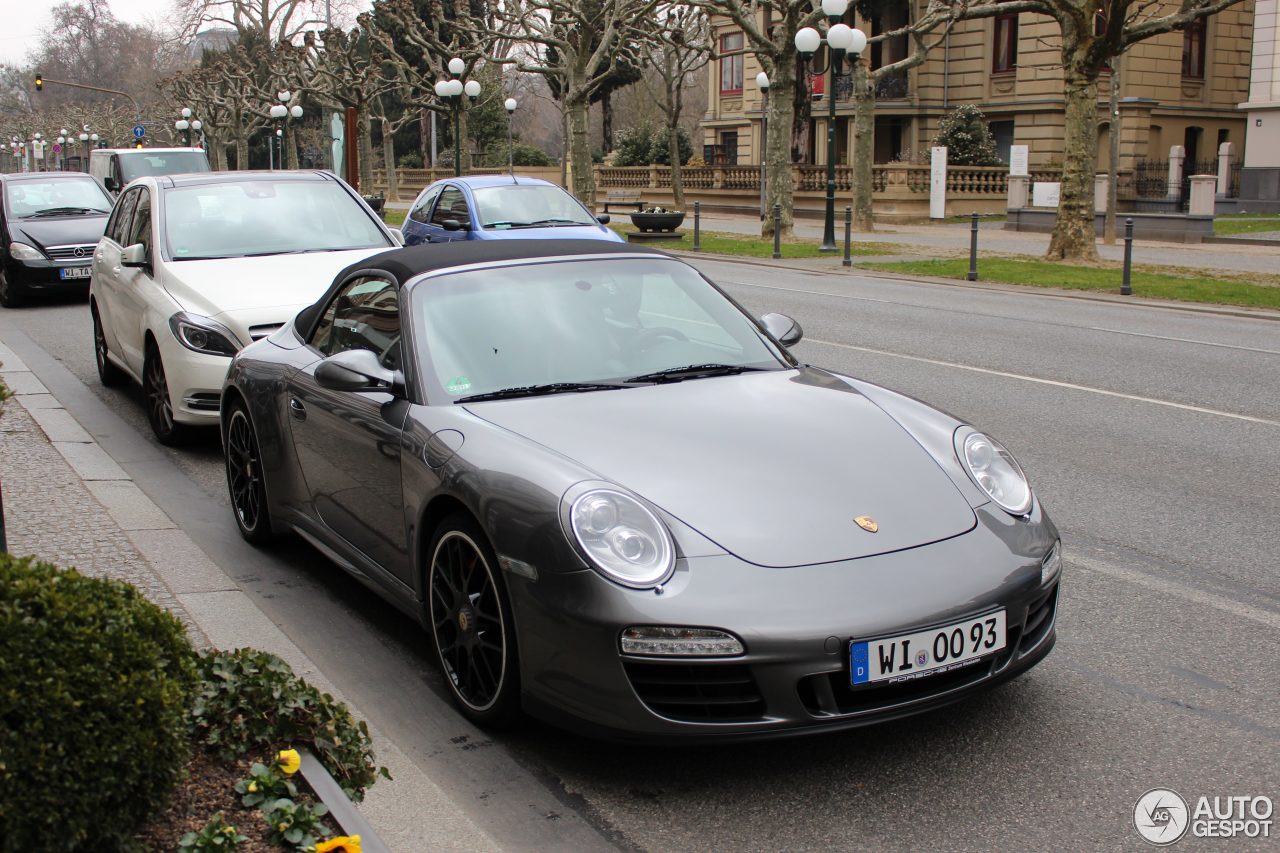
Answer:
446 376 472 394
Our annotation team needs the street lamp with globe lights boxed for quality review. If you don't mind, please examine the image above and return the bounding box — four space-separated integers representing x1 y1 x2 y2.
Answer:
268 100 288 169
795 0 866 251
32 132 43 171
755 71 770 219
57 130 67 171
175 107 193 146
78 129 90 171
90 132 100 150
435 58 480 177
504 97 517 175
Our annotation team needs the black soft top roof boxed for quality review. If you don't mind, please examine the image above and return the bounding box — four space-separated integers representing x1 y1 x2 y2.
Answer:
296 239 672 340
337 239 668 287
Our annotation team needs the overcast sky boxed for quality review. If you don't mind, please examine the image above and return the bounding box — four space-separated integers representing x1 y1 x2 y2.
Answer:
3 0 175 65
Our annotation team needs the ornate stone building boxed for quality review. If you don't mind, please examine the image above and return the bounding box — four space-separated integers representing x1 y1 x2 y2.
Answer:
701 3 1254 176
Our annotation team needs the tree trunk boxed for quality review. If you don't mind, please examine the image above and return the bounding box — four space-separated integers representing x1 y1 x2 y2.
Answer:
851 60 875 232
235 132 248 172
668 123 684 209
427 106 437 169
382 117 399 201
567 96 595 206
286 127 299 170
1046 63 1101 261
763 52 798 240
602 88 613 153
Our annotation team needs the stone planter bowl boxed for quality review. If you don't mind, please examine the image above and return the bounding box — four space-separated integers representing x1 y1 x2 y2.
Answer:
629 211 686 232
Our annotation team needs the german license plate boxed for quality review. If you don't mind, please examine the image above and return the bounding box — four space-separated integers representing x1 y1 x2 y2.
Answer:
60 266 91 280
850 610 1006 686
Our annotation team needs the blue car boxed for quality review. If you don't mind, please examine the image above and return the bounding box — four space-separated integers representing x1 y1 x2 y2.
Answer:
401 175 623 246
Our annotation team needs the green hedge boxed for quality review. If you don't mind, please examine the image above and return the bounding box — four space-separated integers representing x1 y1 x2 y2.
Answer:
0 555 196 851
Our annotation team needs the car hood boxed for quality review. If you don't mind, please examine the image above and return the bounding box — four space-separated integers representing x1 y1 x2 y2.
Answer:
9 215 108 252
466 368 977 568
478 225 623 242
160 248 387 318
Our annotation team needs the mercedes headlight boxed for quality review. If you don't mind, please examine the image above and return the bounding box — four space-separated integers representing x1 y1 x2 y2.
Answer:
570 489 675 588
955 428 1033 515
8 242 45 262
168 311 242 356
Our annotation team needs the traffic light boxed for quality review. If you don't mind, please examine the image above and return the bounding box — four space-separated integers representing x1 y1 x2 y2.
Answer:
34 72 43 91
135 141 144 149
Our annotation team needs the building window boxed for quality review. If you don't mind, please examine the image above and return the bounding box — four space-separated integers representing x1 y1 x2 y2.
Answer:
1182 19 1206 79
993 14 1018 73
719 130 739 165
720 32 744 95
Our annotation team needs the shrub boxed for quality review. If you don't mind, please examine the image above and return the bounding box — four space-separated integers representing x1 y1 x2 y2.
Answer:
190 649 389 801
611 126 693 166
0 555 196 850
480 141 556 168
396 151 423 169
648 127 693 167
932 104 1001 166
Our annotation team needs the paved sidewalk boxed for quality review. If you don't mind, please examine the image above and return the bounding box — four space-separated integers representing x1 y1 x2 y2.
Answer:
0 338 498 853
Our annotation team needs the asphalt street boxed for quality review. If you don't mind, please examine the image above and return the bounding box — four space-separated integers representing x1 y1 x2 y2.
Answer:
4 260 1278 852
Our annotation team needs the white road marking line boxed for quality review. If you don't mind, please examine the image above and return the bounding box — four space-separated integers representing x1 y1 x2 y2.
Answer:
1070 553 1280 630
1088 327 1280 356
806 337 1280 427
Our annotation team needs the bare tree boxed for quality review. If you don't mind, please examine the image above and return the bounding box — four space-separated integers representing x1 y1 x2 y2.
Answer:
498 0 663 206
642 4 711 209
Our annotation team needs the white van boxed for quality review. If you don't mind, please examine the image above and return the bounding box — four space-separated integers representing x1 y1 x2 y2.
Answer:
89 147 210 194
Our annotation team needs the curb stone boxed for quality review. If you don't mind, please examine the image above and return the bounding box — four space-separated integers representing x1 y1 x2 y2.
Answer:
0 337 500 853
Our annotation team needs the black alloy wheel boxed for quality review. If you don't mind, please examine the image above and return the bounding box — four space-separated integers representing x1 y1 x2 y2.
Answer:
225 403 274 545
428 514 521 726
92 304 128 386
0 268 24 308
143 344 188 446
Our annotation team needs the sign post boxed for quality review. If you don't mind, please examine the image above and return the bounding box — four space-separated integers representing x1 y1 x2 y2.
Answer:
929 146 947 219
1008 145 1029 177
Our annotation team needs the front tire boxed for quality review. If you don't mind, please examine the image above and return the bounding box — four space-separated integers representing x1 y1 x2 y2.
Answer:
427 514 521 728
0 268 25 308
224 401 275 546
143 344 189 446
92 304 128 387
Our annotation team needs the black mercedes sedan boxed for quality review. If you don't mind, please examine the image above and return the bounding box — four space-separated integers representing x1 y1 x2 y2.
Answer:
221 240 1061 741
1 172 113 307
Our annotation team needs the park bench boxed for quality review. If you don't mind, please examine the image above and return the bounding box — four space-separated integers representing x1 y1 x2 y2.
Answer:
603 189 645 213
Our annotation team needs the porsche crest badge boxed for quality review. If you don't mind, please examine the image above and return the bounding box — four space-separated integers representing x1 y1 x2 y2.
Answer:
854 515 879 533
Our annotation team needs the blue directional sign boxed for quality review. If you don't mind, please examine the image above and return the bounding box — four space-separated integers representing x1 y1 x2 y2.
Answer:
133 125 145 139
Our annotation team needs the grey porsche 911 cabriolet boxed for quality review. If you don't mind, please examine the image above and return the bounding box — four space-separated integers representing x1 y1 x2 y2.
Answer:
221 239 1061 741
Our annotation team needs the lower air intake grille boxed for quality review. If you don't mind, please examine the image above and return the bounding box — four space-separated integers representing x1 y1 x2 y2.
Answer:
623 661 766 722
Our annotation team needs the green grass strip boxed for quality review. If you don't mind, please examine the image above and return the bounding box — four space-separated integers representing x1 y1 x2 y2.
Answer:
863 258 1280 310
1213 213 1280 236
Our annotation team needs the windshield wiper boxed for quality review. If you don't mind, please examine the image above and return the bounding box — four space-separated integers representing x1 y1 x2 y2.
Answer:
625 363 767 384
483 220 535 228
527 218 590 227
26 206 109 217
456 382 627 403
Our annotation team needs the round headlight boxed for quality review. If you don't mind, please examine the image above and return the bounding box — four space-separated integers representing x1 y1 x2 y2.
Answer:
570 489 674 588
957 429 1032 515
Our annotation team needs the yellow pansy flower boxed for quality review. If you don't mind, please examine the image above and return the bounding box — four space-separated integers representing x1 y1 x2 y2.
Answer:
315 836 362 853
276 748 302 775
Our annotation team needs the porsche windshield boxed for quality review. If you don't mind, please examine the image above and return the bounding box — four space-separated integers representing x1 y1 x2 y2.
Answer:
414 257 790 400
163 180 390 260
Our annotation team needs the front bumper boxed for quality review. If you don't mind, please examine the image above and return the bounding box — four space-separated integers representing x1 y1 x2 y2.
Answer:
153 332 232 425
4 257 93 291
511 505 1060 742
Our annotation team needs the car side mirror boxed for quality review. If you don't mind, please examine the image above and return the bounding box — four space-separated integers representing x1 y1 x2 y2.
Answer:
596 214 611 225
316 348 405 395
121 243 148 268
389 228 405 246
441 218 467 232
761 312 803 347
103 176 118 192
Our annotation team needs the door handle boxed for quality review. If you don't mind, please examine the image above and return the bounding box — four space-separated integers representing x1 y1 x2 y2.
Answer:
289 397 306 420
